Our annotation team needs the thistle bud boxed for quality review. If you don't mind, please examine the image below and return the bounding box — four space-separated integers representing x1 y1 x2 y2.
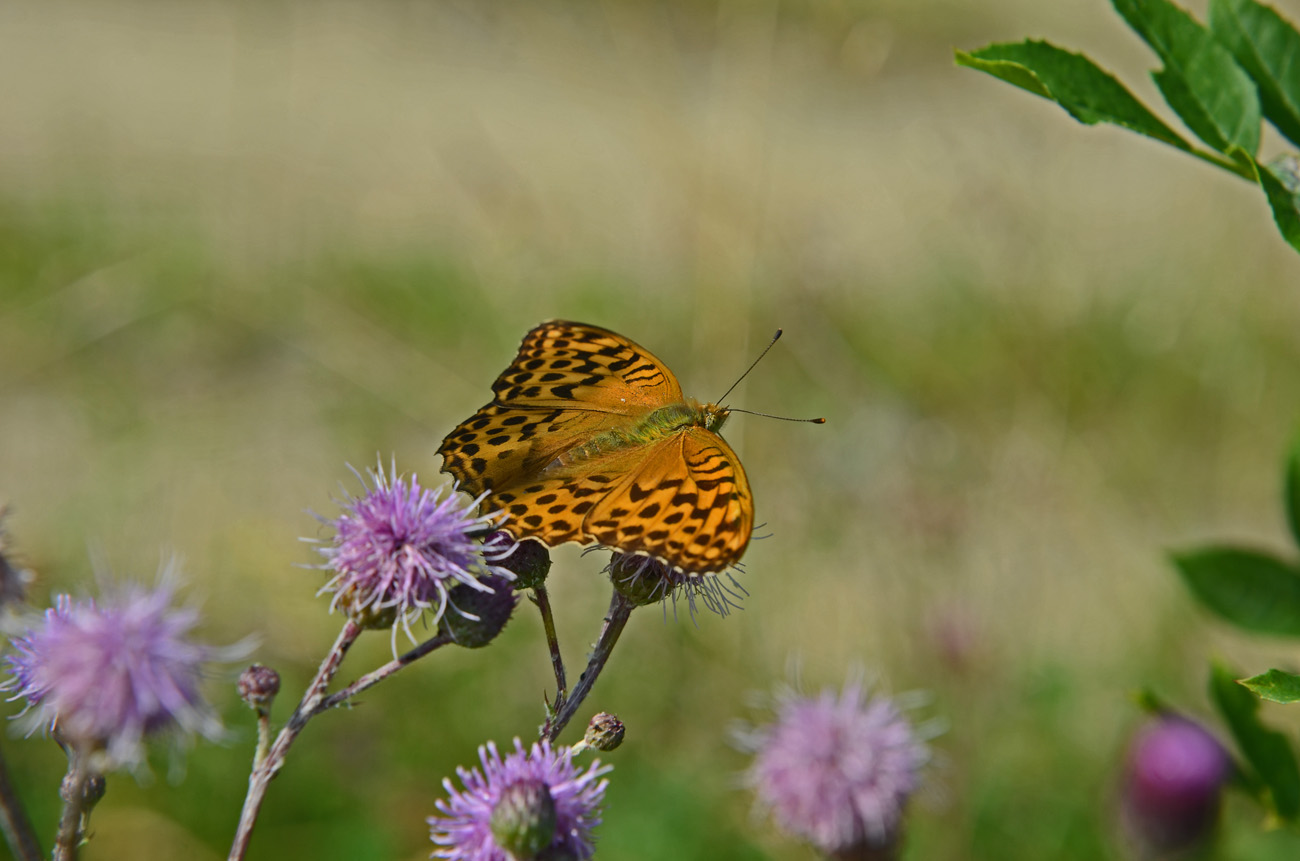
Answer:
238 664 281 711
582 713 625 752
607 554 675 606
489 532 552 590
440 574 519 648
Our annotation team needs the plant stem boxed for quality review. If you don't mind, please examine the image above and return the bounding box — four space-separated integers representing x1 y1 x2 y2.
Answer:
532 584 567 703
315 630 453 714
52 752 101 861
543 589 635 743
228 618 362 861
0 739 42 861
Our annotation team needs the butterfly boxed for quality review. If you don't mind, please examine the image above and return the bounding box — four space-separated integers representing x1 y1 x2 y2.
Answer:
438 321 755 576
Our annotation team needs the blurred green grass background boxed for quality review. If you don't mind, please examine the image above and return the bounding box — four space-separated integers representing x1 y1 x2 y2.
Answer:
3 1 1300 858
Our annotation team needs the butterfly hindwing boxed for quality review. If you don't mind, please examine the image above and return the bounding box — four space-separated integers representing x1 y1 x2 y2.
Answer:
482 445 651 546
584 428 752 574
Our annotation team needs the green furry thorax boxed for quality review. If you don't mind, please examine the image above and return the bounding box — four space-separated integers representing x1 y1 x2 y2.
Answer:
564 400 729 464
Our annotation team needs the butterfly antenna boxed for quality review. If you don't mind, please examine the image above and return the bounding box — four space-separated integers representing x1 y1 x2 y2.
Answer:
716 329 784 405
729 408 826 424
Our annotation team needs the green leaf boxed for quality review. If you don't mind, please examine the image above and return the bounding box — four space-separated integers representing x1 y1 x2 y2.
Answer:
1210 0 1300 148
1289 428 1300 548
1113 0 1261 154
1211 663 1300 820
955 41 1191 150
1253 154 1300 254
1173 546 1300 635
1240 669 1300 704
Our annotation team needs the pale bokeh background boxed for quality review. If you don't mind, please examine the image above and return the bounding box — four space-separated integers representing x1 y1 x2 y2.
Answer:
2 1 1300 858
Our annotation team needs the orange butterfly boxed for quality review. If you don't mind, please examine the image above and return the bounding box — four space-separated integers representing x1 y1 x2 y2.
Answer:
438 321 755 575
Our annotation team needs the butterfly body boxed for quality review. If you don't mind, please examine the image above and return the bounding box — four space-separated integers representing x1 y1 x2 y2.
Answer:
550 400 728 472
438 322 752 576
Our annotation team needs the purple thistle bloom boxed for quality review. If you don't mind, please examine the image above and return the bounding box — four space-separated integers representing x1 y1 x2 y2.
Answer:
316 463 511 641
1121 717 1231 855
429 738 611 861
3 574 230 768
737 679 930 855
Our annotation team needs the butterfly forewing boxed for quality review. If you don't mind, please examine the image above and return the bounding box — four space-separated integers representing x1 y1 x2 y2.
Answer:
438 403 613 497
492 321 683 412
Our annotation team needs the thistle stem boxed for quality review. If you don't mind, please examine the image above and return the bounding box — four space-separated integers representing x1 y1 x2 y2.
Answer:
532 584 567 703
52 753 100 861
543 589 635 743
315 630 453 714
228 618 362 861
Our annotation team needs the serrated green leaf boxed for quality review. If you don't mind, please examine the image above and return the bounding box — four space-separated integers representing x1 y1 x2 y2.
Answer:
1173 546 1300 635
1211 663 1300 819
956 41 1190 150
1210 0 1300 148
1113 0 1261 154
1253 154 1300 253
1240 669 1300 703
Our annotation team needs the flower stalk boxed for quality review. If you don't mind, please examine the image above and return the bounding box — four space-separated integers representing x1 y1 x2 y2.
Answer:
543 589 635 744
228 618 362 861
531 583 567 704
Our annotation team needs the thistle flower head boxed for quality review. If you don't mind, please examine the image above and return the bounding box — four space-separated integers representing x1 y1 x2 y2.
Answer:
316 462 511 641
3 570 233 769
1121 716 1231 855
736 678 931 855
430 738 611 861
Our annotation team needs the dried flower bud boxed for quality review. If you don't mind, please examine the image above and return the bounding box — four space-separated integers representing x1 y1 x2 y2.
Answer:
582 713 625 752
440 574 519 648
490 777 557 859
237 664 281 711
488 532 552 590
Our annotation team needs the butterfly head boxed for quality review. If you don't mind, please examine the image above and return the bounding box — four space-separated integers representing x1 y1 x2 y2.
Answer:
701 402 731 434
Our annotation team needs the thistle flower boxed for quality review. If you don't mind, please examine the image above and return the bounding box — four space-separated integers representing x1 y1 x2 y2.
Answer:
430 738 611 861
736 678 931 857
315 462 511 641
3 572 232 768
1121 717 1231 856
